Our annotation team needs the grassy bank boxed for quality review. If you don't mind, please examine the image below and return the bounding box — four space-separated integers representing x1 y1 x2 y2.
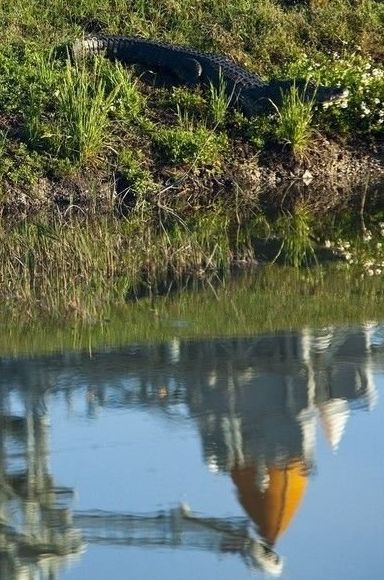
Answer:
0 1 384 215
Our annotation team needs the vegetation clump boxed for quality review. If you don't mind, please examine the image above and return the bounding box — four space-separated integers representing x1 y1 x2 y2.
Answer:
154 111 228 166
117 148 156 198
271 83 316 159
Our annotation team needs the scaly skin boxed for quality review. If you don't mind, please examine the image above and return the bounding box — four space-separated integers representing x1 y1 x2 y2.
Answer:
72 36 345 116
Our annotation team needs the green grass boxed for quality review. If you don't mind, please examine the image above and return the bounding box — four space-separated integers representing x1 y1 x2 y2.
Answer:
103 62 145 124
0 4 383 131
272 82 315 159
153 108 228 166
56 58 121 162
208 72 232 126
117 148 156 196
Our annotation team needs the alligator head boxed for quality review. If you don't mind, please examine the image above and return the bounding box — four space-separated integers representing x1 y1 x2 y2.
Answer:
273 79 348 106
241 79 348 117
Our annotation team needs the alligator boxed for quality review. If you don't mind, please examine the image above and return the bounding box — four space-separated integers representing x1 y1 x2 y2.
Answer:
71 36 346 117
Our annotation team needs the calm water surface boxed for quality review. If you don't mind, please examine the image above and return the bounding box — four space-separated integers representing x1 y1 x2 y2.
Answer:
1 324 384 579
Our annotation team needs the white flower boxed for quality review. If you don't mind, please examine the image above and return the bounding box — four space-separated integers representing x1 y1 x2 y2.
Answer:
372 68 384 78
324 240 332 248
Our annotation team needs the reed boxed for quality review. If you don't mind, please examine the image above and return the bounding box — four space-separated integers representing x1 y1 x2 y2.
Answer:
272 82 315 159
56 58 121 162
208 72 232 126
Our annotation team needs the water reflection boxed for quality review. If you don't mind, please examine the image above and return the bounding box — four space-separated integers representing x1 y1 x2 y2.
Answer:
0 409 83 578
0 323 382 578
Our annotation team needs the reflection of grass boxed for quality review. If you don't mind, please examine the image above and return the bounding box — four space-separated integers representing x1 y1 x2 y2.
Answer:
0 211 233 320
275 207 316 267
1 207 384 322
2 265 384 355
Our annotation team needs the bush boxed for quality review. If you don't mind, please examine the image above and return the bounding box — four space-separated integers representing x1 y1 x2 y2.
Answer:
118 148 155 195
55 58 121 163
272 83 315 159
154 110 228 166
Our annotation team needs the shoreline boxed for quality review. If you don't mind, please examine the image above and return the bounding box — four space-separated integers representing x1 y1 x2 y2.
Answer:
2 136 384 220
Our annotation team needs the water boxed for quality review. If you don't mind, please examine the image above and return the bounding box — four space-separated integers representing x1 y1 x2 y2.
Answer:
1 323 384 579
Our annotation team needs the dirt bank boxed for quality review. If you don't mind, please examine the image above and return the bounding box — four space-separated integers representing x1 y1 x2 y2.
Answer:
2 136 383 221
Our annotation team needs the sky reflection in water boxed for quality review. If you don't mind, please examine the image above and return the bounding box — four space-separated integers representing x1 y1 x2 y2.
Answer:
0 323 383 579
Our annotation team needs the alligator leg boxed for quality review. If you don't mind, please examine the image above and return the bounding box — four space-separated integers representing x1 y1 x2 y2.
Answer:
170 57 203 88
135 66 180 88
141 57 203 90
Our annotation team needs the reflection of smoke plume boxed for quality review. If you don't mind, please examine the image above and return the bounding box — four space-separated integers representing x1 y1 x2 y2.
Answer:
248 541 283 576
364 371 378 411
297 408 316 471
222 416 244 468
319 399 350 451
